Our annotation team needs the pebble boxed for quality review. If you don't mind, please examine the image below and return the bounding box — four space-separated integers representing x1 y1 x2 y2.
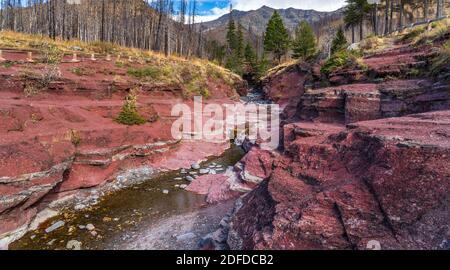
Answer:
199 169 209 174
174 177 183 180
176 232 196 242
189 171 198 175
86 224 95 231
162 189 169 194
78 225 86 230
209 169 217 175
74 204 86 211
174 184 180 188
90 231 98 237
45 220 65 233
180 184 188 189
30 235 36 240
66 240 82 250
191 163 201 170
103 217 112 222
186 176 195 182
180 169 187 174
47 239 56 246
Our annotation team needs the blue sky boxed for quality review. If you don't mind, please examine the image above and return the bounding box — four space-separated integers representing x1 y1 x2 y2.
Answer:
192 0 347 22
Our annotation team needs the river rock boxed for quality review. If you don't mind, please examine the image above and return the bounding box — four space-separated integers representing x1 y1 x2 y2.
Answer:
191 163 200 170
74 204 86 211
45 221 65 233
66 240 82 250
86 224 95 231
176 232 196 242
47 239 56 246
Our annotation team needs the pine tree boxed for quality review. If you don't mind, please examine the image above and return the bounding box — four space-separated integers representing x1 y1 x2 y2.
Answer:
257 53 270 78
344 0 371 41
292 21 317 60
264 11 290 63
330 28 348 55
244 43 259 77
226 18 237 52
236 23 245 59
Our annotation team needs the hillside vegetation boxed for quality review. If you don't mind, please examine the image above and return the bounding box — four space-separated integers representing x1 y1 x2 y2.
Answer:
0 31 243 99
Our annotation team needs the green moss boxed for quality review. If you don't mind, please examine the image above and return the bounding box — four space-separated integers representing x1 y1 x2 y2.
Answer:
115 91 147 126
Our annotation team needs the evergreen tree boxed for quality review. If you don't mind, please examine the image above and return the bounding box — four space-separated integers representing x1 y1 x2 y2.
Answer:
226 18 237 52
244 43 259 77
236 23 245 58
330 28 348 55
292 21 317 60
264 11 290 63
257 53 270 78
344 0 371 41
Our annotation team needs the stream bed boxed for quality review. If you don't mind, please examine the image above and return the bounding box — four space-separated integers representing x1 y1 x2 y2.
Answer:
10 145 245 250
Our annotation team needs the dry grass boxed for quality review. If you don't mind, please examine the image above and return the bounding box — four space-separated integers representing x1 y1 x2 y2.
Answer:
262 59 301 80
359 36 387 53
431 40 450 74
0 31 242 98
411 18 450 45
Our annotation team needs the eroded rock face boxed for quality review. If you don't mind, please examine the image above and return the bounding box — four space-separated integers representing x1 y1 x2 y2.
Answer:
228 31 450 251
229 111 450 250
0 54 244 246
261 63 312 120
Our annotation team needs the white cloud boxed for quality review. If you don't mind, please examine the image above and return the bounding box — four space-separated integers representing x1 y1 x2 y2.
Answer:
196 0 347 22
196 6 230 23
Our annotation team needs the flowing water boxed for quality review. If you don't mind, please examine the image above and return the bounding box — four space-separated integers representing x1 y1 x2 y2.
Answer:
10 89 269 250
10 145 245 250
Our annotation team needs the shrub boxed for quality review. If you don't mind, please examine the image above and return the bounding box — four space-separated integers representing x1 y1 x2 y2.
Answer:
23 82 39 97
40 65 61 88
69 129 82 146
20 65 61 95
321 50 365 75
115 90 147 125
359 36 384 51
39 43 63 64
